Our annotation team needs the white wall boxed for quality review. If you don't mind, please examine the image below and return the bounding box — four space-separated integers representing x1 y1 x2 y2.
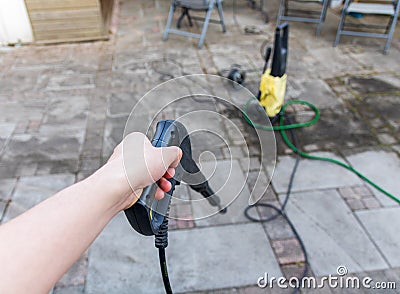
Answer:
0 0 34 45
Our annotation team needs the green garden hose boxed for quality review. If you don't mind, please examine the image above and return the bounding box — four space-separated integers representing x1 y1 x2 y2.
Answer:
243 98 400 204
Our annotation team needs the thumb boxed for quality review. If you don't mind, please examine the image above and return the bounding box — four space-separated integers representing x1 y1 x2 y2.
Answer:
158 146 182 170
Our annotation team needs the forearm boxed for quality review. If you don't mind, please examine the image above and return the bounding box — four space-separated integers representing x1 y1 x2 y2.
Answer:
0 167 124 294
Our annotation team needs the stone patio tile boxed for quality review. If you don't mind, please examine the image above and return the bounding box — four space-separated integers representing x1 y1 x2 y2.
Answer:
1 127 85 164
2 174 75 222
56 251 88 288
43 96 89 126
271 238 305 265
0 122 15 139
0 178 17 201
262 215 295 240
190 160 252 227
53 285 84 294
345 151 400 207
87 214 281 293
356 207 400 268
288 79 341 108
0 201 6 220
0 122 15 151
280 189 388 276
270 152 362 194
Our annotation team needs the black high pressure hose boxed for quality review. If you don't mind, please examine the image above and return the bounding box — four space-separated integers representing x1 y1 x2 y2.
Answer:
155 208 173 294
244 114 309 294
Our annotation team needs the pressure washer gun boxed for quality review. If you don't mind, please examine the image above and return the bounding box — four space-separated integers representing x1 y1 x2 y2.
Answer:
125 119 226 236
124 120 226 292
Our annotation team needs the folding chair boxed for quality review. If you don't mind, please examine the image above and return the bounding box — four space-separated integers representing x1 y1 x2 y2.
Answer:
276 0 330 36
163 0 226 49
333 0 400 54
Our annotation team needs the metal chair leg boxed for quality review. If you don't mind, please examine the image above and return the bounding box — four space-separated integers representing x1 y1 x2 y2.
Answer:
217 0 226 33
163 3 175 41
333 1 348 47
316 0 329 36
198 3 214 48
384 2 400 54
276 0 285 25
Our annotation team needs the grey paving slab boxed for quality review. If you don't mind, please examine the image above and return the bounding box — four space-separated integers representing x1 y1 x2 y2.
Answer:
0 101 44 122
0 122 15 151
53 285 84 294
0 122 15 139
46 73 95 91
280 189 388 276
345 151 400 207
0 178 17 201
0 201 6 220
87 213 281 293
86 213 166 294
2 174 75 222
56 251 88 288
190 160 252 226
1 127 85 163
43 96 89 126
305 46 364 79
270 152 362 194
356 207 400 268
288 79 341 108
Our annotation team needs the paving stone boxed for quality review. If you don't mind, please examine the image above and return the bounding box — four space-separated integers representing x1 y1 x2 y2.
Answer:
345 151 400 207
346 198 365 211
3 174 75 222
359 269 399 294
0 122 15 151
377 133 397 145
0 201 6 220
56 252 88 288
0 162 18 179
87 214 281 293
271 238 305 265
347 76 399 95
361 197 381 209
280 189 388 276
271 152 362 194
46 73 95 91
338 187 358 200
289 79 341 108
240 157 261 172
0 122 15 139
107 91 140 116
53 285 84 294
356 207 400 267
43 96 89 126
0 178 17 201
1 128 85 164
293 106 378 152
222 146 245 159
262 216 295 240
280 263 308 279
102 115 128 160
190 160 252 227
246 170 276 203
352 186 373 198
364 95 400 130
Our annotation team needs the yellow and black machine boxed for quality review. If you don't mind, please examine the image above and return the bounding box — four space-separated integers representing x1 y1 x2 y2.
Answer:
226 22 289 119
257 22 288 118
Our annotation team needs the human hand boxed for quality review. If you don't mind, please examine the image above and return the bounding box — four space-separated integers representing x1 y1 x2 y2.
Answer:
101 132 182 210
